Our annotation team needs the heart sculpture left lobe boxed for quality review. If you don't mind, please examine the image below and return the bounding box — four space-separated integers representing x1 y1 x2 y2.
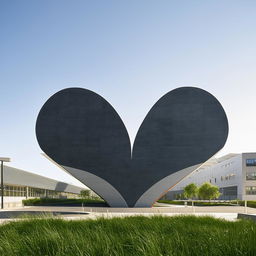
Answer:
36 87 228 207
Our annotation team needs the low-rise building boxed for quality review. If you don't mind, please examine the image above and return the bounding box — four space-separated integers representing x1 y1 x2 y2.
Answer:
0 165 86 208
164 153 256 201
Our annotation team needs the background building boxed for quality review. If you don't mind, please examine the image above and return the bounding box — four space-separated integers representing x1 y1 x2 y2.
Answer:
164 153 256 201
0 165 86 208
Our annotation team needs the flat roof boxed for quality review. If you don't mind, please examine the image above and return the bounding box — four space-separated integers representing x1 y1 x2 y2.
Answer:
1 165 85 194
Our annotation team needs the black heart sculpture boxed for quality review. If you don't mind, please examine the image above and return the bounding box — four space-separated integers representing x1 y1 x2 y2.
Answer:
36 87 228 207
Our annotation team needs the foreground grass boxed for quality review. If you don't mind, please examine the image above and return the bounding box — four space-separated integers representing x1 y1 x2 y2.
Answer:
0 216 256 256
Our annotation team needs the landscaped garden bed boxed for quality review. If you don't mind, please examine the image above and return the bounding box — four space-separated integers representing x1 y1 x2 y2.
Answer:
158 199 256 208
157 200 236 206
22 198 107 207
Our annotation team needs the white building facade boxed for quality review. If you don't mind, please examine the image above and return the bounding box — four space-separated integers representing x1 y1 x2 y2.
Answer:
164 153 256 201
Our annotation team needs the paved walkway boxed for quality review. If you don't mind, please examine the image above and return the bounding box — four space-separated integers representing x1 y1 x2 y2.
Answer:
0 204 255 224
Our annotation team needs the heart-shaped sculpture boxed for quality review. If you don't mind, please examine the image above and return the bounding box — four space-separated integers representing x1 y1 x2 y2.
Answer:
36 87 228 207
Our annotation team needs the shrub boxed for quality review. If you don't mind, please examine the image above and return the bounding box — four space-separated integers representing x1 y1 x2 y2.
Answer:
80 189 90 199
183 183 198 199
198 182 221 200
22 198 106 206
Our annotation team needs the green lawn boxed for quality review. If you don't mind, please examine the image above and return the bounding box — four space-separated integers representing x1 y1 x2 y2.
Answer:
158 199 256 208
157 200 235 206
0 215 255 256
236 200 256 208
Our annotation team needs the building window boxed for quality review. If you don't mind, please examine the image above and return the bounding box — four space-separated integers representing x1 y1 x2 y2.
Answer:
246 172 256 180
246 186 256 195
229 173 235 179
246 159 256 166
1 185 26 197
0 184 79 198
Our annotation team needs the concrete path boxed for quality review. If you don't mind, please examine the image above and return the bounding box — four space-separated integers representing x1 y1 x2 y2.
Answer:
0 205 255 224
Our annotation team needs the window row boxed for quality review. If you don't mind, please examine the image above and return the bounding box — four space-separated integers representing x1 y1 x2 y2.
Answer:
246 172 256 180
246 186 256 195
2 185 26 197
246 159 256 167
0 184 79 198
220 173 236 181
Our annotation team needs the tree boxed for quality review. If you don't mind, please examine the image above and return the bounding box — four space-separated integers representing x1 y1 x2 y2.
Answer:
175 193 181 200
198 182 220 200
80 189 90 199
183 183 198 199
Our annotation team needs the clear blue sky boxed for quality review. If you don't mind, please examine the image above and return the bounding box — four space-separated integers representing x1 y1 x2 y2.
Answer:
1 1 256 186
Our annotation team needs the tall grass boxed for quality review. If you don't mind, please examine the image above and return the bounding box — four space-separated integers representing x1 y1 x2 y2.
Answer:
0 215 255 256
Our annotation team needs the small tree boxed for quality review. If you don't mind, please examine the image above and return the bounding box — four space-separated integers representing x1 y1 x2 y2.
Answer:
183 183 198 199
175 193 186 200
198 182 220 200
175 193 181 200
180 193 186 200
80 189 90 199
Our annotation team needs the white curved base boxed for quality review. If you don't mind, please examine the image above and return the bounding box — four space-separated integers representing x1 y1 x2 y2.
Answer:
134 164 201 207
63 164 202 207
43 154 205 208
63 165 128 207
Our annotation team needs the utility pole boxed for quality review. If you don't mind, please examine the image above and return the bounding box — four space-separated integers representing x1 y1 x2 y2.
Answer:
0 158 11 209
